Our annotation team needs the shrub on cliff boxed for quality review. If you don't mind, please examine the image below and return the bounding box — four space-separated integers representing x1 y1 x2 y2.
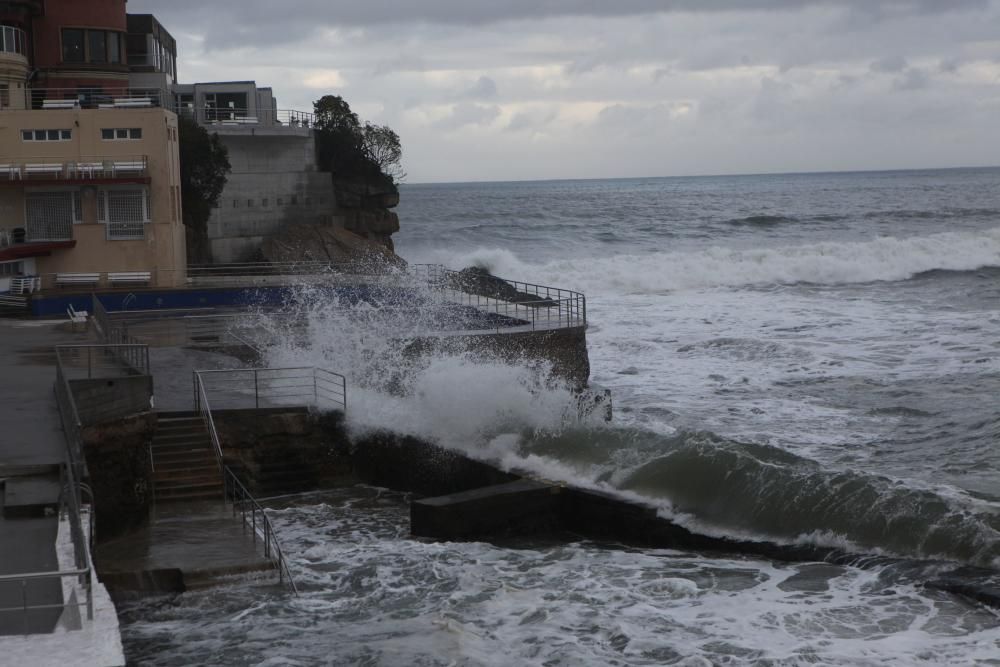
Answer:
314 95 404 189
179 115 231 264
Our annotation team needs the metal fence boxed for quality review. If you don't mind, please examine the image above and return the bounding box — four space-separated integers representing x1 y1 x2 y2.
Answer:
223 469 299 594
192 370 310 594
411 264 587 331
193 367 347 413
56 341 149 380
0 350 100 634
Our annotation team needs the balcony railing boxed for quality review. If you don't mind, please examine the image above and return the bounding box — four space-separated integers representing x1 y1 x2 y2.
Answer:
0 25 27 57
0 156 148 183
4 87 169 110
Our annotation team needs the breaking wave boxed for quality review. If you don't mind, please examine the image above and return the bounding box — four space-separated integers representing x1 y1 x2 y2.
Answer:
413 227 1000 295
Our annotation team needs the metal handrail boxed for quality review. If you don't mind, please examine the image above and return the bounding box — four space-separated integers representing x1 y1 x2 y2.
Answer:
56 343 150 378
194 367 347 414
192 371 298 593
223 468 299 594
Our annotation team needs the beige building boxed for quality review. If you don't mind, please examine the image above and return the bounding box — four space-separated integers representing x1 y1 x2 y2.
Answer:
0 106 185 289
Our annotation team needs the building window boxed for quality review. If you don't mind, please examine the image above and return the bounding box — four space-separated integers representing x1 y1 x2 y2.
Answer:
0 84 8 109
277 198 283 206
232 199 238 208
22 129 72 142
247 199 253 208
62 29 85 63
88 30 107 64
101 128 142 140
262 198 269 207
108 32 121 64
25 191 76 241
98 188 149 240
0 261 24 277
62 28 123 64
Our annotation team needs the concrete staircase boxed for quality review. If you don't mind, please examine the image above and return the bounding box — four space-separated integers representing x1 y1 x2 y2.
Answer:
152 412 223 503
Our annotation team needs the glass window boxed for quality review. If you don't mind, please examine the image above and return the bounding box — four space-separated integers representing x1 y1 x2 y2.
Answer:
88 30 106 63
21 130 31 141
60 130 71 140
101 129 114 140
116 128 128 139
33 130 45 141
47 130 60 141
62 29 84 63
129 128 142 139
108 32 120 63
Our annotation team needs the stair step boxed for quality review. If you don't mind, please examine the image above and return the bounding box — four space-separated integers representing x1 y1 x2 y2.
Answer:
153 434 212 447
154 460 219 473
154 489 223 503
154 468 221 482
153 422 208 438
155 474 222 488
155 481 223 496
157 411 200 419
152 452 217 465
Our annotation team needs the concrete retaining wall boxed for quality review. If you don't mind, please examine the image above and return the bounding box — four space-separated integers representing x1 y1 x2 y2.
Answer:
70 376 153 425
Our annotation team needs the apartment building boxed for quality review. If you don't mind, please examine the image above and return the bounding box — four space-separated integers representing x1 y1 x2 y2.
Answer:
0 0 185 291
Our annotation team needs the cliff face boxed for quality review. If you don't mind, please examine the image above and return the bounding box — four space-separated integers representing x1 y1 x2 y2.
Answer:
331 180 401 252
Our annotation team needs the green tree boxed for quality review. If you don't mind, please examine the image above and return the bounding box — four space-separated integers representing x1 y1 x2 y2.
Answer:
178 115 231 264
313 95 403 188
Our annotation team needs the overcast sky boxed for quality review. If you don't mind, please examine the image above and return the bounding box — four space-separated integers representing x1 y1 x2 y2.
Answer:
129 0 1000 183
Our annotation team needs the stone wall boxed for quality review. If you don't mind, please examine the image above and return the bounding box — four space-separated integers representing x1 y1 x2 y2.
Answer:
205 131 401 264
70 375 153 426
81 413 156 542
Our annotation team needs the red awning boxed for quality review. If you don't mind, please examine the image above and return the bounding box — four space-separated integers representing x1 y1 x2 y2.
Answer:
0 240 76 262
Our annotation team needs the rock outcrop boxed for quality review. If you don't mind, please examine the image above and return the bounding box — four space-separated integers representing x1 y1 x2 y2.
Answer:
332 181 401 252
261 222 405 272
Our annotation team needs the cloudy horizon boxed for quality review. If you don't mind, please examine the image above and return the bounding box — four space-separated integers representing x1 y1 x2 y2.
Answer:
129 0 1000 183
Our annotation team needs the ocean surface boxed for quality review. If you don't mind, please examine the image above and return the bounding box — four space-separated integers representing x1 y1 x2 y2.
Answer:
121 168 1000 665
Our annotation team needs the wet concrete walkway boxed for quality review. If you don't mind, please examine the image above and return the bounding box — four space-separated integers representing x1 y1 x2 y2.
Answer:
96 502 274 588
0 319 86 635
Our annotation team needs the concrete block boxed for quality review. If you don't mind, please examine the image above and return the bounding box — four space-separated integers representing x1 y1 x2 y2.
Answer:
411 479 562 540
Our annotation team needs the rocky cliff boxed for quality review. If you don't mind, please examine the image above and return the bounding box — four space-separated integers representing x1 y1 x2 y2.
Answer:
331 180 401 253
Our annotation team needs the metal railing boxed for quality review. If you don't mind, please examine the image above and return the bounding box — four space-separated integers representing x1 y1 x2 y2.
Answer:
0 155 149 182
0 462 95 634
411 264 587 331
193 367 347 413
223 468 299 594
192 370 302 593
0 350 103 634
5 87 169 110
56 343 149 380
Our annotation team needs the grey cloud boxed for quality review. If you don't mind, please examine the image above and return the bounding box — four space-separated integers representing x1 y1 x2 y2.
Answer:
129 0 990 48
465 76 498 99
433 102 502 130
870 56 909 73
893 68 931 91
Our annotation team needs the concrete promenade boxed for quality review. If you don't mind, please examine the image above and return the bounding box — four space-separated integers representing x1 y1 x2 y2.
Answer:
0 319 83 635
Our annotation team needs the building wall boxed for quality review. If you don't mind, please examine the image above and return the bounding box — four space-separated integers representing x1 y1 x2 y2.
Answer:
207 132 337 263
0 107 185 286
31 0 129 91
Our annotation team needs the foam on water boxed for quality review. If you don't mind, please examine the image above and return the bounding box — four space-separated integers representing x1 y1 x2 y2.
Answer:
410 226 1000 296
119 488 1000 666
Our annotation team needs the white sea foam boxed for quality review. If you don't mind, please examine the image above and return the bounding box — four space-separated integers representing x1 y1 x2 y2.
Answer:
410 226 1000 295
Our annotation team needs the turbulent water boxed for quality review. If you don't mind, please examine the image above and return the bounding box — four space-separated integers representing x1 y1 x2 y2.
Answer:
121 168 1000 665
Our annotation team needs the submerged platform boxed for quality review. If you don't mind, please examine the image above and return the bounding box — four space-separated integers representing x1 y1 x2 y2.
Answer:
96 502 275 595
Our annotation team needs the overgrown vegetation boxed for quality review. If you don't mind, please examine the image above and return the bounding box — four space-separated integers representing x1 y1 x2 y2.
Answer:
314 95 405 188
178 115 231 264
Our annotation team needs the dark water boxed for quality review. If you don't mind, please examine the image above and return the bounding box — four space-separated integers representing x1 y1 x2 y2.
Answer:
121 168 1000 665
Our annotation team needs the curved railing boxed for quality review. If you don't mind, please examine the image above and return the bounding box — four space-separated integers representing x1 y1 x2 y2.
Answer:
410 264 587 332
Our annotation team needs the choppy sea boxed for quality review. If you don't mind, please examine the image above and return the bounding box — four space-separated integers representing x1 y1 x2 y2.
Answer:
120 168 1000 665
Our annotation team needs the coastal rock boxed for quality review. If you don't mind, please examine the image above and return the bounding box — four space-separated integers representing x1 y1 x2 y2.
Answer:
262 223 406 271
450 266 558 306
